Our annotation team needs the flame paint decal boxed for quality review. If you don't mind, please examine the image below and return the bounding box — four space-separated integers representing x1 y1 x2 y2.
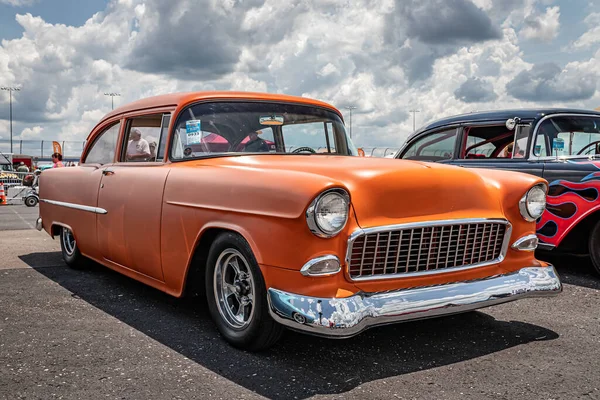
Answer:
536 170 600 246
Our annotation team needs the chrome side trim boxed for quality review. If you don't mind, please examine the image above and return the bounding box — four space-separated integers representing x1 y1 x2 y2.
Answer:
537 242 556 251
267 265 562 338
40 199 108 214
345 218 512 281
300 255 341 277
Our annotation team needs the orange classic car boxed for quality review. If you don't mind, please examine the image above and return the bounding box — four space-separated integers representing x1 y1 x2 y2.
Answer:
37 91 562 351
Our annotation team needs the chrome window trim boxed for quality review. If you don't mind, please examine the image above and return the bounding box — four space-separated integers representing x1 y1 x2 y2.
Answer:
300 255 341 277
156 113 171 162
345 218 512 281
529 113 600 160
40 199 108 214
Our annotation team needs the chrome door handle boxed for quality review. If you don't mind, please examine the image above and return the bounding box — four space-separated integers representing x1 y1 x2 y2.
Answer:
102 169 115 176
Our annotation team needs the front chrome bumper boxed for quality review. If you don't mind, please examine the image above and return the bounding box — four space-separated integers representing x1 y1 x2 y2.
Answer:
267 265 561 338
36 216 43 231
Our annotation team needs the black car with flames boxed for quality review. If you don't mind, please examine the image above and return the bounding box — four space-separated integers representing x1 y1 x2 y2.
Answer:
394 108 600 274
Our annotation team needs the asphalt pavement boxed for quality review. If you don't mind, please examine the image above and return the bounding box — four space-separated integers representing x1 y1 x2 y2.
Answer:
1 205 600 399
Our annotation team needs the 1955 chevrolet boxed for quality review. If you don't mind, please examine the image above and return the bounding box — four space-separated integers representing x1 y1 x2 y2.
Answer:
37 92 561 350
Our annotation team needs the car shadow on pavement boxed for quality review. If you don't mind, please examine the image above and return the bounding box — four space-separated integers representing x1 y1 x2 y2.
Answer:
22 254 559 399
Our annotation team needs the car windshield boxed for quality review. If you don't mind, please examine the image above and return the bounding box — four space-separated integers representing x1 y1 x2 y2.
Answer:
535 116 600 157
170 101 357 160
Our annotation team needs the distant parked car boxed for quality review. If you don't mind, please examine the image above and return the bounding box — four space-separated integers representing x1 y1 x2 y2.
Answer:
37 92 560 350
36 162 53 171
395 108 600 274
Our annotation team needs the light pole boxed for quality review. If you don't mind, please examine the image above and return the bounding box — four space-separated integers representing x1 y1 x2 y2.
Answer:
104 92 121 110
1 86 21 154
409 109 420 132
345 106 357 139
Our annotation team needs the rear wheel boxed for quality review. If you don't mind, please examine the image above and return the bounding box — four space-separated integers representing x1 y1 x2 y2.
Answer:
205 232 283 351
59 227 87 269
589 220 600 276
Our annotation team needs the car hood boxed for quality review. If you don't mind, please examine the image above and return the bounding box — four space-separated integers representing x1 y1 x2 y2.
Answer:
187 155 505 227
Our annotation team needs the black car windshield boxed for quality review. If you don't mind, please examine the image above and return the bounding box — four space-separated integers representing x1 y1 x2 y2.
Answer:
170 101 357 160
535 115 600 157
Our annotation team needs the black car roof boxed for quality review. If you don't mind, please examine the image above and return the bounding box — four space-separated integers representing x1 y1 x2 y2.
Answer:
409 108 600 141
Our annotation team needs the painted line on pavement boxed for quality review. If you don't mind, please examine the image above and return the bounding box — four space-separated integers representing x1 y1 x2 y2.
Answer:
9 207 35 230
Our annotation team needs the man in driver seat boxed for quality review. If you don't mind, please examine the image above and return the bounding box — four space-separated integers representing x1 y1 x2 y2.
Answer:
244 130 270 152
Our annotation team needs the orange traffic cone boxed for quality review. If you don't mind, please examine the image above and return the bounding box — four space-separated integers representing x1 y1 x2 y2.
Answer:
0 182 6 205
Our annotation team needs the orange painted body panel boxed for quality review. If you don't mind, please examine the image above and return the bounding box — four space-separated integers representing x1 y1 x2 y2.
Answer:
97 164 170 281
38 166 103 259
39 91 548 300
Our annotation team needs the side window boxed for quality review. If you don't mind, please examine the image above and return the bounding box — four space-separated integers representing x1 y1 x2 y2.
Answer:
122 114 164 162
463 126 514 159
465 137 496 158
282 122 336 153
402 129 457 161
84 122 120 165
532 132 548 157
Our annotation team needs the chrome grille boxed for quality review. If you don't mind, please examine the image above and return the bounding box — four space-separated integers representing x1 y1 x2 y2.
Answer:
347 220 509 280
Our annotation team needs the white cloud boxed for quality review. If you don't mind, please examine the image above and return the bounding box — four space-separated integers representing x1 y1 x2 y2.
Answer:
0 0 598 152
572 12 600 49
0 0 36 6
19 125 43 140
520 6 560 42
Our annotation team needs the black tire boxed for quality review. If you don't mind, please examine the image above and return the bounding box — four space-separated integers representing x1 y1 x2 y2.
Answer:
589 221 600 276
24 196 38 207
59 226 88 269
205 232 283 351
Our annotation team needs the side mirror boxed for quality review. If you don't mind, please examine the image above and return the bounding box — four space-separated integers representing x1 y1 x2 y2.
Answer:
357 148 365 157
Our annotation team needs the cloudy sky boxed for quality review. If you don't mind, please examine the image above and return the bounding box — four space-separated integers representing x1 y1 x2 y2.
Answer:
0 0 599 150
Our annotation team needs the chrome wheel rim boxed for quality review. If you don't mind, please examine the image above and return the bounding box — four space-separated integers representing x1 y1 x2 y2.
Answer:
214 249 256 329
61 227 76 256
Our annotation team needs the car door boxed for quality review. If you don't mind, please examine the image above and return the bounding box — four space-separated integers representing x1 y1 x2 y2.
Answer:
450 123 545 177
96 112 171 281
40 120 122 262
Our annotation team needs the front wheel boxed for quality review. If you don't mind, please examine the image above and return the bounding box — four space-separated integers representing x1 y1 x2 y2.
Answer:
24 196 38 207
205 232 283 351
59 227 88 269
590 221 600 276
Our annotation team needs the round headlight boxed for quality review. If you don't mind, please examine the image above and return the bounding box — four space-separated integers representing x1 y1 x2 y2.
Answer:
519 184 547 222
307 189 349 238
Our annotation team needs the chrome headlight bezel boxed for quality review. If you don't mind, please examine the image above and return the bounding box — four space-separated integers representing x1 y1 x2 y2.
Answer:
519 184 548 222
306 188 350 238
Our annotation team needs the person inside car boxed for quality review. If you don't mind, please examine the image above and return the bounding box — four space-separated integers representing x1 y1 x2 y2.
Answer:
244 130 270 152
127 128 152 161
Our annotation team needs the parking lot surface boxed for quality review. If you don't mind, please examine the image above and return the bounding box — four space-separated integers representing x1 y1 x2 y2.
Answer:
1 205 600 399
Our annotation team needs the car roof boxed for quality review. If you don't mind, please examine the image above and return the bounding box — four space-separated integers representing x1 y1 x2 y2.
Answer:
99 91 342 125
409 108 600 141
